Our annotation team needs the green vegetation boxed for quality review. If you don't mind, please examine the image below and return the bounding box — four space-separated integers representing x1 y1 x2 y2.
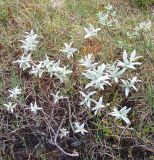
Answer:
0 0 154 159
133 0 154 9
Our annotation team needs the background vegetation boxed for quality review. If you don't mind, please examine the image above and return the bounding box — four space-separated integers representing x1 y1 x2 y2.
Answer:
0 0 154 159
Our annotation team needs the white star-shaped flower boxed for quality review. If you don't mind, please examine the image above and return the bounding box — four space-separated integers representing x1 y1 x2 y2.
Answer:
60 42 77 59
54 66 72 83
8 86 22 99
47 59 60 77
135 20 151 32
84 24 101 39
92 97 105 115
30 61 45 78
97 12 110 26
97 11 118 27
110 106 131 124
117 50 142 71
51 91 67 104
121 76 141 97
13 54 31 70
85 75 110 90
4 102 17 113
79 54 98 69
107 63 124 83
43 55 55 72
82 64 111 90
59 128 69 138
74 122 88 135
20 29 39 53
29 101 43 114
79 91 96 108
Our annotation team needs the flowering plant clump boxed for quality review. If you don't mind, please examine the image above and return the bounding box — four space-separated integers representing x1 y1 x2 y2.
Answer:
11 26 142 126
2 3 151 158
8 86 22 99
97 4 119 27
79 91 96 108
92 97 105 115
13 53 32 70
20 29 39 54
27 101 43 114
84 24 101 39
117 50 143 71
4 102 17 113
126 20 152 39
74 122 88 135
60 42 77 59
30 61 45 78
110 106 131 124
79 54 98 69
59 128 70 138
51 91 67 104
121 76 142 97
135 20 152 32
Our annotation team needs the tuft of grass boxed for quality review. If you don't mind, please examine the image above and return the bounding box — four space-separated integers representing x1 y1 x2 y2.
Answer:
132 0 154 9
147 84 154 111
0 8 8 26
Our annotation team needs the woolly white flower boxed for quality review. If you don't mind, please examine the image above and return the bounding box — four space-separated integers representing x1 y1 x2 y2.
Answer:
8 86 22 99
74 122 88 135
86 74 111 90
43 55 55 72
4 102 17 113
97 12 110 26
121 76 141 97
97 3 117 27
20 29 39 53
59 128 69 138
13 54 31 70
83 64 106 80
30 61 45 78
79 54 98 69
46 59 60 77
83 64 111 90
97 11 118 27
117 50 142 71
51 91 67 104
107 63 124 83
84 24 101 39
135 20 152 32
54 66 72 83
110 106 131 124
29 101 43 114
92 97 105 115
79 91 96 108
60 42 77 59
